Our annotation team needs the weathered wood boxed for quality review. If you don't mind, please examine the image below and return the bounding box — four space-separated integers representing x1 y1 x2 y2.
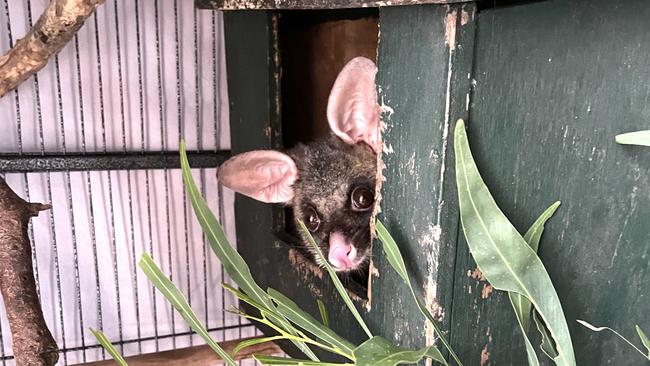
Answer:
73 337 281 365
450 0 650 364
0 0 105 98
197 0 472 10
0 178 58 365
372 2 475 359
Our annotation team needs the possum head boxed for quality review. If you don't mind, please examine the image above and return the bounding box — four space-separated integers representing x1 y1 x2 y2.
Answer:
217 57 379 272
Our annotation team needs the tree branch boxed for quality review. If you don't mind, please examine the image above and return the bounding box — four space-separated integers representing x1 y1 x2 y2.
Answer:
0 177 58 365
0 0 105 98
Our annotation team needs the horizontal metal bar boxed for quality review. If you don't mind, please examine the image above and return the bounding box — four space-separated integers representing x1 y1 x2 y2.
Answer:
0 151 231 173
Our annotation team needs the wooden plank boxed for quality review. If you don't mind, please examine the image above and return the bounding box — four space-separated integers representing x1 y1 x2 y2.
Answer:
372 2 475 356
450 0 650 364
197 0 472 10
73 337 281 365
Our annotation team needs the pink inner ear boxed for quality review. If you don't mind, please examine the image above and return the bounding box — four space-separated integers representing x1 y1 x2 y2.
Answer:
327 56 380 153
217 150 297 203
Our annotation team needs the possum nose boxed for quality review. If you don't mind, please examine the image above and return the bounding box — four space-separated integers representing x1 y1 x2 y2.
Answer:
328 232 358 271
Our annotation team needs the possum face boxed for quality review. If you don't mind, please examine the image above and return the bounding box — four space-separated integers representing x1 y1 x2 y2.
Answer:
217 57 379 272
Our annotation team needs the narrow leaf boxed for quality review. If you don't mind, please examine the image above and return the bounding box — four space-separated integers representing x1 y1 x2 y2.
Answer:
317 299 330 328
234 336 285 356
139 253 237 365
454 119 576 366
376 220 462 366
90 328 128 366
254 355 351 365
615 130 650 146
297 220 373 339
353 336 448 365
180 142 319 361
636 325 650 357
268 288 356 355
534 310 559 360
508 201 560 366
577 320 650 361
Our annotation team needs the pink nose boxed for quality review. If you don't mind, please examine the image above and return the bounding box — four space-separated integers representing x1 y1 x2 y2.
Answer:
328 232 358 270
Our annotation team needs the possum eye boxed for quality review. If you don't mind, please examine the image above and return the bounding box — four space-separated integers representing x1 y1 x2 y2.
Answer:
305 207 321 232
351 186 374 212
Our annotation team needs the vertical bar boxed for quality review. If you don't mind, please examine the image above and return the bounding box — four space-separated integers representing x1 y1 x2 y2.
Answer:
134 0 160 351
114 0 143 355
93 10 124 354
173 0 193 347
25 1 68 363
75 30 104 359
153 0 176 348
54 51 87 362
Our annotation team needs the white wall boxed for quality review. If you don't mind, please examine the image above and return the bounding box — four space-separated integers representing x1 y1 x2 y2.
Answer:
0 0 257 364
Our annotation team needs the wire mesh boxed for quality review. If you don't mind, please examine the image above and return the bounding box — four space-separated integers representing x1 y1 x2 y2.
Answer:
0 0 259 364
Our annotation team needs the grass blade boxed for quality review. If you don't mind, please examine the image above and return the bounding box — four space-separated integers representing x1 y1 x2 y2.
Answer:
376 220 461 366
268 288 356 356
180 141 318 361
234 336 285 355
317 299 329 328
636 325 650 357
254 355 352 365
615 130 650 146
454 119 576 366
297 220 373 339
353 336 448 365
139 253 237 365
90 328 128 366
577 320 650 361
508 201 560 365
534 310 559 360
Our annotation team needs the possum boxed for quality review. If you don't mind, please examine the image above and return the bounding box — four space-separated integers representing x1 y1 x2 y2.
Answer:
217 57 379 273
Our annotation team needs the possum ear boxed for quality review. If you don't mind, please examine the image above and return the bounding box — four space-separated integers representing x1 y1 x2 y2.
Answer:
217 150 297 203
327 56 380 153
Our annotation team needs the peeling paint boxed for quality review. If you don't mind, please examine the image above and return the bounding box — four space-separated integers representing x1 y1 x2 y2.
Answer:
460 8 471 25
468 267 486 281
480 344 490 366
444 10 458 51
481 284 493 299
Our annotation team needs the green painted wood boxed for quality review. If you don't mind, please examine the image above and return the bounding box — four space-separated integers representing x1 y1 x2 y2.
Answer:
223 11 368 361
372 3 475 360
450 0 650 364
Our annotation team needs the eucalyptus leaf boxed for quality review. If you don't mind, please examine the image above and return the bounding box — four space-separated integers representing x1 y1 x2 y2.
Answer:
297 220 373 339
352 336 448 366
454 119 576 366
508 201 561 366
254 355 352 365
139 253 237 366
268 288 356 355
636 325 650 358
615 130 650 146
577 320 650 361
180 142 318 361
90 328 128 366
534 310 559 360
318 299 330 328
376 220 462 366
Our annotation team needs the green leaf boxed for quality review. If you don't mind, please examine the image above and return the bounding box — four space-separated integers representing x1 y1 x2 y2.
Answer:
180 142 319 361
376 220 461 366
234 336 285 355
353 336 448 365
615 130 650 146
508 201 560 366
268 288 356 355
454 119 576 366
636 325 650 358
297 220 373 339
317 299 329 328
90 328 128 366
577 320 650 361
254 355 352 365
533 310 559 360
139 253 237 366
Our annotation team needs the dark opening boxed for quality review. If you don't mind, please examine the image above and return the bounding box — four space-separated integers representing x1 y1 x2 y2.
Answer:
278 9 379 300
